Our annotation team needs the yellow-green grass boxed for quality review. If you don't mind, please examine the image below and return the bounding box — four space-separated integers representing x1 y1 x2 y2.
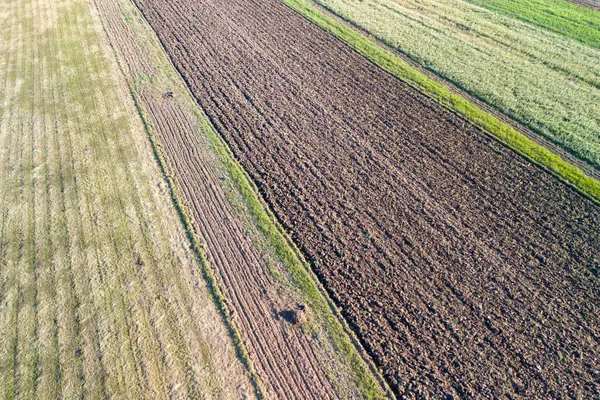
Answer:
302 0 600 171
283 0 600 205
91 0 390 396
465 0 600 49
0 0 253 398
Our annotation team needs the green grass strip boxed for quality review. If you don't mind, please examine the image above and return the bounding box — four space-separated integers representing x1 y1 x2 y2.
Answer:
195 109 388 399
282 0 600 205
465 0 600 49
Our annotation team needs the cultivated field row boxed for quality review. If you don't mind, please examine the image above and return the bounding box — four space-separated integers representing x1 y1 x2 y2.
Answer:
0 0 253 397
132 0 600 397
89 0 388 397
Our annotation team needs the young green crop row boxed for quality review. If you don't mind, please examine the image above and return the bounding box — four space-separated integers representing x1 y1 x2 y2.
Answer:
310 0 600 171
465 0 600 49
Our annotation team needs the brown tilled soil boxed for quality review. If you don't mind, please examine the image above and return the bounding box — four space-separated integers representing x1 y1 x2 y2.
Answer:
568 0 600 10
91 0 378 398
133 0 600 397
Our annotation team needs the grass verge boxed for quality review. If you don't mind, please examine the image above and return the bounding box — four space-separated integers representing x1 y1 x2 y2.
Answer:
282 0 600 206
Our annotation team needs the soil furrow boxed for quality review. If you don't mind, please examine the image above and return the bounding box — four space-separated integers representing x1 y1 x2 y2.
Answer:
132 0 600 397
92 0 382 397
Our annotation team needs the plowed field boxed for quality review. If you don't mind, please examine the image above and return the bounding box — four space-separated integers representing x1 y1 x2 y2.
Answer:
133 0 600 397
90 0 387 398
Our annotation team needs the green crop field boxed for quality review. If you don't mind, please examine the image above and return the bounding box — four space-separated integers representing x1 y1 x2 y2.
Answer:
311 0 600 170
0 0 251 397
465 0 600 49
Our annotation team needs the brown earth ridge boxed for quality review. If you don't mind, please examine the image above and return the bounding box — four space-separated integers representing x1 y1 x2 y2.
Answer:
132 0 600 397
568 0 600 11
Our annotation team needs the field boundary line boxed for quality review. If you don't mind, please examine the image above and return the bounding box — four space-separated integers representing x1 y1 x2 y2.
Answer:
302 0 600 182
91 0 394 396
282 0 600 206
86 0 266 397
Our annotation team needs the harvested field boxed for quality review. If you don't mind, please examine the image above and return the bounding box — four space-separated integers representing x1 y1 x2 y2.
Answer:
90 0 387 398
0 0 253 397
133 0 600 397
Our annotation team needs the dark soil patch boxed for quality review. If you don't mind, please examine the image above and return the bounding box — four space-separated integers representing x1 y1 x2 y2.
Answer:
568 0 600 11
133 0 600 397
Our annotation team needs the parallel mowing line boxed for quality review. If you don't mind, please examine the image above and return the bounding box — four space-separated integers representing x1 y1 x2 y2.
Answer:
54 3 136 397
36 3 63 397
48 3 87 398
35 0 61 393
38 0 62 396
0 1 19 397
27 0 40 395
82 4 228 396
12 0 28 395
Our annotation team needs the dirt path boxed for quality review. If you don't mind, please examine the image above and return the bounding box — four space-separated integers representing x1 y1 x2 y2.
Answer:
568 0 600 11
89 0 387 398
131 0 600 397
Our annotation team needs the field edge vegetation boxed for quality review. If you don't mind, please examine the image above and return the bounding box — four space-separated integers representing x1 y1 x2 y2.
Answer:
282 0 600 206
92 0 391 397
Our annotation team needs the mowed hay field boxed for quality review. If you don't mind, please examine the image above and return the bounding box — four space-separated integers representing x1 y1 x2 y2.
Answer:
0 0 254 397
311 0 600 170
133 0 600 397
